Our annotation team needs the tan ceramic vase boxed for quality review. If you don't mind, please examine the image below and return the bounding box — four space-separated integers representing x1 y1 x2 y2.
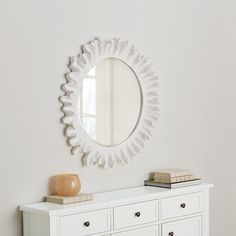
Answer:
55 174 81 196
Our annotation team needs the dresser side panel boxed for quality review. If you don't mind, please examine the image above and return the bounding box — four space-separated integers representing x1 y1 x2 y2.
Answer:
202 189 210 236
23 212 30 236
27 212 50 236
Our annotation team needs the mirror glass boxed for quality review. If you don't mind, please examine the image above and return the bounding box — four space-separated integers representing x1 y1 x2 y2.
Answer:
78 58 141 146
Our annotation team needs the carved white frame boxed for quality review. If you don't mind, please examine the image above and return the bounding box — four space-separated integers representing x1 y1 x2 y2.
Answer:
60 38 159 168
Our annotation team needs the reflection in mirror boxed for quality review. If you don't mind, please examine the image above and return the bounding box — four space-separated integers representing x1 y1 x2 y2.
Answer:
78 58 141 146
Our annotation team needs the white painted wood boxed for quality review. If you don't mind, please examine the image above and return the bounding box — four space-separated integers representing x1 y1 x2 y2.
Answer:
26 213 50 236
113 225 158 236
60 209 110 236
49 215 59 236
20 184 212 216
201 189 209 236
162 216 201 236
60 38 159 168
23 212 29 236
161 192 202 220
114 200 158 229
20 184 213 236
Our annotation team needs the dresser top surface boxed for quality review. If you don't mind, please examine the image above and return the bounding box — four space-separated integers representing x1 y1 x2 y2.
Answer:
20 183 213 215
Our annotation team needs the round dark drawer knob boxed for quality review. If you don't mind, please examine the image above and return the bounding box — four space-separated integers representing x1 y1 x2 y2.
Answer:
169 232 174 236
135 211 141 217
84 221 90 227
180 203 186 208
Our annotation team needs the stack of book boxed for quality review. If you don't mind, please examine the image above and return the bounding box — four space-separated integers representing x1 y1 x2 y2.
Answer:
145 168 202 189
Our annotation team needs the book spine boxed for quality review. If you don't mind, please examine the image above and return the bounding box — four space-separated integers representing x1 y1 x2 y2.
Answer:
154 170 192 179
154 177 178 183
154 173 175 178
46 194 93 205
46 198 63 204
154 175 195 183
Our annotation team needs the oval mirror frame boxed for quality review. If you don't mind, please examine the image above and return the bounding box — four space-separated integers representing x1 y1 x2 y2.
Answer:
60 38 159 168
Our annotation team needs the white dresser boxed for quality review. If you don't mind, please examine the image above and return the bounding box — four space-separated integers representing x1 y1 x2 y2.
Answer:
20 184 213 236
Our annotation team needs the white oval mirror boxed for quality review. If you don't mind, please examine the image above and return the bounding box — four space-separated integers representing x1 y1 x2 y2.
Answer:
78 58 141 146
61 38 159 168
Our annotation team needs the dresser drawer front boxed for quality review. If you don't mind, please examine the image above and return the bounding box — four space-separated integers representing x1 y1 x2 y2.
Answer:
114 200 158 229
162 216 201 236
114 225 158 236
60 209 110 236
161 193 202 219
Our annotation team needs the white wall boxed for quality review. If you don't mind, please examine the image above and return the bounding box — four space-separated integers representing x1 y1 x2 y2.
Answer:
0 0 235 235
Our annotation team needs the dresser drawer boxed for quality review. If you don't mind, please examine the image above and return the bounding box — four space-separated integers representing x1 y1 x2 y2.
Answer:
161 192 202 220
114 200 158 229
162 216 201 236
60 209 110 236
114 225 158 236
